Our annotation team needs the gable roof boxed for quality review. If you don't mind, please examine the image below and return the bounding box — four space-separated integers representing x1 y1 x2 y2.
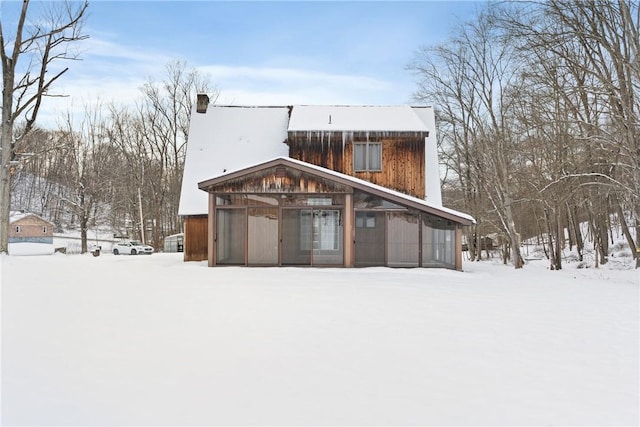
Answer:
9 211 53 225
199 157 475 225
179 103 443 217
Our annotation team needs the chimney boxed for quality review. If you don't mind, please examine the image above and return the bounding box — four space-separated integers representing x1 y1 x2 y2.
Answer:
196 93 209 113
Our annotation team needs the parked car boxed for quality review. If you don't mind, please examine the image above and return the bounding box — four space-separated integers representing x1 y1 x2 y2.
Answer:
112 240 154 255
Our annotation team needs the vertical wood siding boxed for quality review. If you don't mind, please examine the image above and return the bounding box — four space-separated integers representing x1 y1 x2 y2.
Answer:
287 131 426 198
184 215 208 261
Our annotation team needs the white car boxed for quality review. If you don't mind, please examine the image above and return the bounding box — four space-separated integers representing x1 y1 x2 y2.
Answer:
112 240 154 255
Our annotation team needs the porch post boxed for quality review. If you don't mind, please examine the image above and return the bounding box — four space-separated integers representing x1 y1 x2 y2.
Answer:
208 193 216 267
344 193 354 267
455 225 463 271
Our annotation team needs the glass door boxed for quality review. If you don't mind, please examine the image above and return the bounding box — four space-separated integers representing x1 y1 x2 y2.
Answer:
216 208 246 265
281 208 343 266
281 209 312 265
355 211 385 266
312 209 343 265
247 207 279 265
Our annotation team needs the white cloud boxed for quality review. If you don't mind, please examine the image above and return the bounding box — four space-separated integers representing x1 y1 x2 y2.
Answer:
200 65 385 87
32 36 179 128
199 64 410 106
31 37 417 129
79 37 174 64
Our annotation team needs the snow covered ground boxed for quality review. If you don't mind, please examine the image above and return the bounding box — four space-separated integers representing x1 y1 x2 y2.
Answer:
1 253 638 426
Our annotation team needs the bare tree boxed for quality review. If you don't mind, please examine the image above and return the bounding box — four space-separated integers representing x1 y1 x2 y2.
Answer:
105 106 158 243
410 26 496 263
501 0 639 268
137 61 215 246
54 104 115 253
0 0 88 253
104 61 215 249
411 0 639 269
410 8 526 268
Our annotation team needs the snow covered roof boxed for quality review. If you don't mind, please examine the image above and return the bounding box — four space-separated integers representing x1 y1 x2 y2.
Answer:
288 105 430 132
198 157 475 225
411 106 442 206
10 211 29 223
178 105 290 216
9 211 52 224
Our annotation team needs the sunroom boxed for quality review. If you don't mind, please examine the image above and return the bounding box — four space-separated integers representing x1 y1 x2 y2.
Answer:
198 157 474 270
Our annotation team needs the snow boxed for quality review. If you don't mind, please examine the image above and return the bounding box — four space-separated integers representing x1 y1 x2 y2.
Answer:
287 105 429 132
178 106 290 216
1 253 637 425
53 231 117 255
8 211 30 223
412 106 443 206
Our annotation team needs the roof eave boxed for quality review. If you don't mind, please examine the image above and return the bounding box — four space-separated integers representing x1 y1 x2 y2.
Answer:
198 157 475 226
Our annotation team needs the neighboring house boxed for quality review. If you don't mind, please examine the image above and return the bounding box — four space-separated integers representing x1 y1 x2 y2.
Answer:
178 95 475 270
8 211 55 255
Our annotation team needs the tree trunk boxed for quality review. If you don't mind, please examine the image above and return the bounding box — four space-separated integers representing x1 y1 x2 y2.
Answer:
507 222 524 269
613 196 637 261
566 204 575 251
80 214 88 254
79 190 88 254
636 216 640 269
471 227 478 261
0 58 16 253
571 205 584 262
545 207 558 270
502 239 509 264
474 229 482 261
554 208 563 270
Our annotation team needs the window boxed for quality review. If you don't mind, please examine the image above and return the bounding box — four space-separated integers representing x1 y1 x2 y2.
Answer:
43 226 47 233
354 142 382 172
300 210 341 252
15 226 20 233
356 212 377 228
282 209 343 266
387 212 419 267
422 214 455 268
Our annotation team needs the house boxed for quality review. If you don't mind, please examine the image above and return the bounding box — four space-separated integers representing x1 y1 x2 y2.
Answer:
178 96 475 270
8 211 55 255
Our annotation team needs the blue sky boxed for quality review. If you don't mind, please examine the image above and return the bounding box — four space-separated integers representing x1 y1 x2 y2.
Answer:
2 1 483 126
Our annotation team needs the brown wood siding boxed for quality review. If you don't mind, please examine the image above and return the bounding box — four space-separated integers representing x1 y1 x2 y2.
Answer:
183 215 208 261
205 166 352 194
287 131 426 198
288 131 346 173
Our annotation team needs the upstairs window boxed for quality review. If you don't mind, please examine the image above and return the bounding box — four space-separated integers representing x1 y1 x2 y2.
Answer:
15 226 20 233
354 142 382 172
43 226 47 233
